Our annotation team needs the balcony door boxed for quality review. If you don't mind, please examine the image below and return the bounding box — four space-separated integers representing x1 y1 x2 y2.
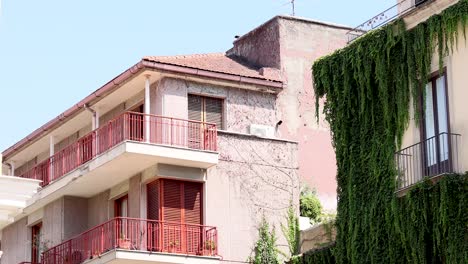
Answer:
422 72 451 176
128 104 144 141
31 222 43 264
147 179 203 254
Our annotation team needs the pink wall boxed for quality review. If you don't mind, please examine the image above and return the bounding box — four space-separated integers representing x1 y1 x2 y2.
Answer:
228 16 350 210
206 132 299 262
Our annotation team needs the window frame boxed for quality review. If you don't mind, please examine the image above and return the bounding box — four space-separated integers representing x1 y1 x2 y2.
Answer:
187 93 225 130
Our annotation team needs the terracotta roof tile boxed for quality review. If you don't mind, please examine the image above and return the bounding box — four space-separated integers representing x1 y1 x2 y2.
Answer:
143 53 282 82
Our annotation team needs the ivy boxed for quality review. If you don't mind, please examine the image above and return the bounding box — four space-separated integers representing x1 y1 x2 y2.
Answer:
300 175 467 263
310 1 468 263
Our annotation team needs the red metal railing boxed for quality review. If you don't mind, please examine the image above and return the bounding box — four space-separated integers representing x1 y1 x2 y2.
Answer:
41 217 218 264
20 112 217 187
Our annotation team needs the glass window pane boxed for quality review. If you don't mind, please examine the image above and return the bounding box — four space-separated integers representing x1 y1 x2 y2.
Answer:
436 76 449 161
425 83 436 166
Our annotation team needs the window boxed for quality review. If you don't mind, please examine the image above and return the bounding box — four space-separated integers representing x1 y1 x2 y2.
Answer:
188 94 223 129
31 222 42 263
421 71 450 176
147 179 203 253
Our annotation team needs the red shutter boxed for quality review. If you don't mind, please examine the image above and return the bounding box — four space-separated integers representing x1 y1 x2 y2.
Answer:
184 182 203 254
147 180 160 221
184 182 202 224
162 179 182 252
147 180 160 251
162 179 182 222
147 179 203 253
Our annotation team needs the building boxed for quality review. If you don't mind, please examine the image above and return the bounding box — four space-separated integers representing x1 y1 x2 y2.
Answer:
300 0 468 263
394 0 468 193
0 16 351 264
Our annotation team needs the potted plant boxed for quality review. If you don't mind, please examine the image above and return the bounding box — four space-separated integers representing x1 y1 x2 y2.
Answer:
168 240 179 253
117 233 131 249
204 240 216 255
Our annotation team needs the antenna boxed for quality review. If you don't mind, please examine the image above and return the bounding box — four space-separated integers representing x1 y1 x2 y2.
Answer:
282 0 296 16
291 0 295 16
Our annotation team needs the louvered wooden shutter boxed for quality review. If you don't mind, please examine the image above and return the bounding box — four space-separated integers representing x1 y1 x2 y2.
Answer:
204 97 223 129
183 182 202 224
147 180 160 220
162 179 182 222
188 95 202 122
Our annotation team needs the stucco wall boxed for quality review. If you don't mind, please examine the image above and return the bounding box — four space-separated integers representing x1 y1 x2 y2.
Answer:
129 174 141 218
227 17 351 210
154 77 278 133
87 190 110 228
205 131 299 263
278 18 350 210
227 19 281 68
0 217 29 264
63 196 88 240
43 198 64 246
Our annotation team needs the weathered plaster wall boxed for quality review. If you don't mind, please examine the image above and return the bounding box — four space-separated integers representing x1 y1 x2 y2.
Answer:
63 196 88 240
87 190 110 228
205 132 299 263
230 17 350 210
43 198 64 246
276 18 350 210
227 19 281 68
128 174 141 218
0 217 29 264
154 77 278 133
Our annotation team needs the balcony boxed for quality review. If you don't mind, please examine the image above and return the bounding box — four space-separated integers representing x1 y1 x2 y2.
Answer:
346 0 433 42
395 132 461 192
40 217 219 264
20 112 218 189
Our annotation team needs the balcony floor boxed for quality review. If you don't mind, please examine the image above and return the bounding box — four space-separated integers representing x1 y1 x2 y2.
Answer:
84 249 220 264
24 140 218 213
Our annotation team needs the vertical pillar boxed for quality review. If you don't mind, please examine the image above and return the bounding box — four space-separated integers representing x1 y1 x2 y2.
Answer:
49 135 55 179
145 75 151 143
95 110 100 129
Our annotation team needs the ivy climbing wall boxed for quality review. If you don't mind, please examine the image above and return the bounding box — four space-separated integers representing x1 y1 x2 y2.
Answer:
308 0 468 263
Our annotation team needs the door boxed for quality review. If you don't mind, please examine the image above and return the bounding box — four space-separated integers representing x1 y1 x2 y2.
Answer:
31 222 43 264
422 72 451 177
114 195 130 249
128 105 144 141
146 179 203 254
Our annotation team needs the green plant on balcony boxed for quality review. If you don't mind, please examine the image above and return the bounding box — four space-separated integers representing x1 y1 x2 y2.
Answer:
204 240 216 252
168 240 179 253
117 233 131 249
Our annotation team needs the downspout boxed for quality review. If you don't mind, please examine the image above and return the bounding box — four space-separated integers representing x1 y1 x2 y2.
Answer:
84 104 98 130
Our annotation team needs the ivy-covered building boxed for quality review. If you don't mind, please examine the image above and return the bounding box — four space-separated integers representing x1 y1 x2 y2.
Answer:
304 0 468 263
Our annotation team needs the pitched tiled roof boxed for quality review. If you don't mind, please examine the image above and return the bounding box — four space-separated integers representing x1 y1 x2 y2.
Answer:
143 53 282 82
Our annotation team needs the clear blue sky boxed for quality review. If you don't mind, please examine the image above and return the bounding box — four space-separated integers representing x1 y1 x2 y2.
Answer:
0 0 394 152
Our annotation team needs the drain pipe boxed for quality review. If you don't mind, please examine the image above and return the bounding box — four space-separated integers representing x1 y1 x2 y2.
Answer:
84 104 99 130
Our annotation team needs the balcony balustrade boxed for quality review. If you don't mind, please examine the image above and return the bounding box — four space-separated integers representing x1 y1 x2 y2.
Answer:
19 112 217 188
41 217 218 264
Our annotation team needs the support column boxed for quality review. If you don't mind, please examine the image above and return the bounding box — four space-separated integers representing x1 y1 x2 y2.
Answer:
144 75 151 143
49 135 55 179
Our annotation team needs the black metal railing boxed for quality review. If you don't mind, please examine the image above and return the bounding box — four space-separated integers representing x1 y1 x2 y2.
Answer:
395 132 461 190
346 0 433 42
